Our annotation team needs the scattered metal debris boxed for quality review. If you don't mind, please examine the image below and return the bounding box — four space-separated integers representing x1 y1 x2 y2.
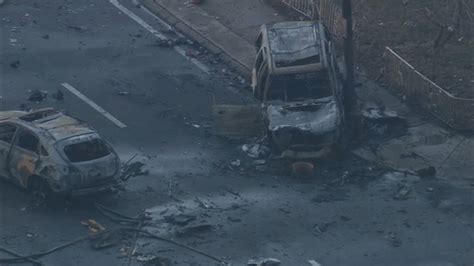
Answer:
81 219 106 233
195 196 215 209
230 159 241 167
362 105 407 139
121 161 149 181
248 258 281 266
312 221 337 235
164 214 196 226
241 143 269 158
28 89 48 102
307 260 322 266
394 185 411 201
175 224 213 238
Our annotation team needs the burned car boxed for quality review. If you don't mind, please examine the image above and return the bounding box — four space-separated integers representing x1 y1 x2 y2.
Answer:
0 108 120 199
252 21 345 158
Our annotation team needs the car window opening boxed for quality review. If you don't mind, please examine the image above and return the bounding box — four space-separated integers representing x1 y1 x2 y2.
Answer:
17 130 39 153
64 139 111 162
0 124 17 143
268 71 332 101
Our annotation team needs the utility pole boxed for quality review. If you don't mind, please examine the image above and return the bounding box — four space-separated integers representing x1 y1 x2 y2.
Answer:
342 0 355 113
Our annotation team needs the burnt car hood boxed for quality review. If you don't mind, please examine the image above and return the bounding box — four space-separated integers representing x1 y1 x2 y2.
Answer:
266 96 340 134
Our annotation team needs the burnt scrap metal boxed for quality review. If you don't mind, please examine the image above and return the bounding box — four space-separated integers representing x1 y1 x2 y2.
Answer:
267 97 342 157
248 21 345 158
0 108 121 200
361 105 407 140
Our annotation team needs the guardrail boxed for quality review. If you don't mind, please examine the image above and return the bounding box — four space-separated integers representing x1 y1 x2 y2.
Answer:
384 47 474 131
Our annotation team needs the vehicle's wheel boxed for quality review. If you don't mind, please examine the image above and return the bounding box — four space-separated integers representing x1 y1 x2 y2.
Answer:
28 177 51 208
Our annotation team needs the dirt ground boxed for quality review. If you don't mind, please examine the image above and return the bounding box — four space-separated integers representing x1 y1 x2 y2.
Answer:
353 0 474 98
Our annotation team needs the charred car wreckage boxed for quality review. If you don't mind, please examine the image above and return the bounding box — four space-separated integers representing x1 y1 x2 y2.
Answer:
0 108 120 200
252 21 345 158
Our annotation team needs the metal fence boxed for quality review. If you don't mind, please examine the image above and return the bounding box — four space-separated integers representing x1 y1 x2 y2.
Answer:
319 0 345 41
282 0 345 48
282 0 319 19
384 47 474 131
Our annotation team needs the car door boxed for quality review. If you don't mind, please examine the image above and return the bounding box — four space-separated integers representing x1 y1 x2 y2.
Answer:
0 123 18 178
8 127 40 188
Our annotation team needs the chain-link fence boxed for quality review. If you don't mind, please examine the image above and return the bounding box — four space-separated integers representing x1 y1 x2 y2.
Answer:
384 47 474 131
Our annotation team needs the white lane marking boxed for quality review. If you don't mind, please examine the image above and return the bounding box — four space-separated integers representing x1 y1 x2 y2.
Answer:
109 0 210 74
109 0 167 40
61 83 127 128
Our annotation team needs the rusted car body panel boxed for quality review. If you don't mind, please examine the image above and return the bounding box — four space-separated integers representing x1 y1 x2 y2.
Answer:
0 108 120 196
267 96 342 158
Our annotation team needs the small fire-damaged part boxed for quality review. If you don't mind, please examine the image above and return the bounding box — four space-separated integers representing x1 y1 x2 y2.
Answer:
0 108 121 199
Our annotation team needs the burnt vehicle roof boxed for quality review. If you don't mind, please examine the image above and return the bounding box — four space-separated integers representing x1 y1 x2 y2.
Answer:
0 109 96 141
264 21 324 67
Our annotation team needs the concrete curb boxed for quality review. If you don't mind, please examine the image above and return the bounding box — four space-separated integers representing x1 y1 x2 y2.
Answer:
143 0 253 77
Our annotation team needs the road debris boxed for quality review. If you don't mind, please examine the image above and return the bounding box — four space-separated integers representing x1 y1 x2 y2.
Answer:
312 221 337 235
195 196 215 209
241 143 269 158
384 231 402 247
230 159 241 167
176 224 213 237
394 185 411 200
28 89 48 102
42 34 50 40
81 219 106 233
248 258 281 266
362 105 407 139
118 91 131 96
10 60 20 69
67 25 88 33
164 214 196 226
307 260 322 266
138 256 172 266
121 161 149 181
51 89 64 101
220 186 241 197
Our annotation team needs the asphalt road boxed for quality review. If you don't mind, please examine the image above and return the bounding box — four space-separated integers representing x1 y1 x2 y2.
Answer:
0 1 473 266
